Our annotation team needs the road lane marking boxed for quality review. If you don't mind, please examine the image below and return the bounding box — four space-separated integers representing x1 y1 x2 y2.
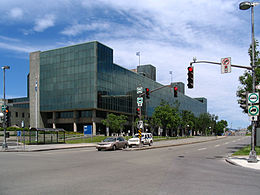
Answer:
215 145 220 147
224 142 229 145
198 148 207 151
232 140 236 143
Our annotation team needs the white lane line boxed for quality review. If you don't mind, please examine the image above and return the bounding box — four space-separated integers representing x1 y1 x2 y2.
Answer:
232 140 236 143
198 148 207 151
215 145 220 147
224 142 229 145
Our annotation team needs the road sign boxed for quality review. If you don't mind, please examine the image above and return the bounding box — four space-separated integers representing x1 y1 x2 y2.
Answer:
138 120 144 129
221 57 231 74
250 116 258 121
248 105 259 116
137 87 143 94
248 93 259 104
1 105 6 111
137 97 143 104
83 125 92 136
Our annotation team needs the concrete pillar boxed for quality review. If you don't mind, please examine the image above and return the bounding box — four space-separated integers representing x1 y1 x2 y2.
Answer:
92 110 96 136
73 122 77 132
73 111 77 132
92 121 96 136
52 111 56 129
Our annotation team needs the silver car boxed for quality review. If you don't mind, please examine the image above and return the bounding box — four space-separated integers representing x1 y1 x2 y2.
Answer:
96 137 128 151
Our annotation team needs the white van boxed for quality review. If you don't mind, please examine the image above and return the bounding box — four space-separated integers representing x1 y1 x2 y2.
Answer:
128 133 153 147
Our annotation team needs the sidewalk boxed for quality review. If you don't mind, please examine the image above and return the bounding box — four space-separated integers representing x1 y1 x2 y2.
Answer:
1 143 97 152
225 156 260 170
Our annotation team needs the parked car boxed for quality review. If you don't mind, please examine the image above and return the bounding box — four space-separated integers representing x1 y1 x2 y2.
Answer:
128 133 153 147
96 137 128 151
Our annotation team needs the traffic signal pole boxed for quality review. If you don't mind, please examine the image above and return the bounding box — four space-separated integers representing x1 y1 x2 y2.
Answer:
190 60 252 70
190 58 257 162
2 66 10 150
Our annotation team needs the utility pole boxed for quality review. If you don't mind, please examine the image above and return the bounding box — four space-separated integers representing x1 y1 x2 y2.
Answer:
2 65 10 150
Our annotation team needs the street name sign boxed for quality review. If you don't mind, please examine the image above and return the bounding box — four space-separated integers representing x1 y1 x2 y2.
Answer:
248 92 259 104
248 105 259 116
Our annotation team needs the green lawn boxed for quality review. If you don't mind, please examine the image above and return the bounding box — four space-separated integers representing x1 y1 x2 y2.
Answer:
233 145 260 156
65 135 193 144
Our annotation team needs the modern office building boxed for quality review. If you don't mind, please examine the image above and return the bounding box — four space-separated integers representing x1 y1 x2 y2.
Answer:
28 41 207 135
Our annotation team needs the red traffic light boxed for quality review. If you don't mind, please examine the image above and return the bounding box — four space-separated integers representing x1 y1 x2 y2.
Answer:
188 67 193 72
174 86 178 91
136 108 140 111
146 88 149 92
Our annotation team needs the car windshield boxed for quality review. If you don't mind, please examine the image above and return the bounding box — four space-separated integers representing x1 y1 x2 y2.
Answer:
103 137 116 142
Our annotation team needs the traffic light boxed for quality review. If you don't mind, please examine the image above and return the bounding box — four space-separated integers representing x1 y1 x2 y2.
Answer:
239 92 248 113
187 66 194 88
174 86 178 97
136 107 140 115
5 106 10 127
145 88 150 99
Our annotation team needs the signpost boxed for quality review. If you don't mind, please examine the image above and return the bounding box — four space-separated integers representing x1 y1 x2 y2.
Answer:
84 125 93 141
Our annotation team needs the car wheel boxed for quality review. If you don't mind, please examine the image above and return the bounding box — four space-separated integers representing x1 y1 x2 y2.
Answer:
113 145 116 151
123 144 127 149
149 141 153 146
129 145 132 148
98 148 101 151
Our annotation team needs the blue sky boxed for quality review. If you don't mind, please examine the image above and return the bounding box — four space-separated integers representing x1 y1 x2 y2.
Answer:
0 0 259 129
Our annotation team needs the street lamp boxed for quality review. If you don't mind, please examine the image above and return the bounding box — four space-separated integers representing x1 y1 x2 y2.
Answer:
239 1 259 163
1 65 10 149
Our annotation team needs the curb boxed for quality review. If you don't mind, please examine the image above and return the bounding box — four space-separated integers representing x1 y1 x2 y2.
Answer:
225 158 241 167
1 145 97 152
126 136 226 151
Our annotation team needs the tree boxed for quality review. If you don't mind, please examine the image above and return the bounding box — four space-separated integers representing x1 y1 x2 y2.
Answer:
102 113 127 135
237 40 260 114
195 113 212 136
215 120 228 135
180 110 195 136
151 101 181 136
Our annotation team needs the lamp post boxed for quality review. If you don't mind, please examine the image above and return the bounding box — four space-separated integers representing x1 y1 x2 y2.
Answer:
1 65 10 149
239 1 259 163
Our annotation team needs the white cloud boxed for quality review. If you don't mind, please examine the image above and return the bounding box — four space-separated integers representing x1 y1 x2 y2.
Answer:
9 7 23 19
33 14 55 32
61 22 110 36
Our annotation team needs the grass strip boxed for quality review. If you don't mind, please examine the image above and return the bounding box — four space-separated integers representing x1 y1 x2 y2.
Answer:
233 145 260 156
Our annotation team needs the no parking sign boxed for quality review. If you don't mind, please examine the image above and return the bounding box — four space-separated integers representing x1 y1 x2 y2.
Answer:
221 57 231 74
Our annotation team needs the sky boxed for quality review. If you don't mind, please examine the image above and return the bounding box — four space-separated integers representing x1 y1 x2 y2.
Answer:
0 0 259 129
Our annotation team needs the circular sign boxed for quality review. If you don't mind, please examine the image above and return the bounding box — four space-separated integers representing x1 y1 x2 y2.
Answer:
248 105 259 116
248 93 259 104
222 58 230 65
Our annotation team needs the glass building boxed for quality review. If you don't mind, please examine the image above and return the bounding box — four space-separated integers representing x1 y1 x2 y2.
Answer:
29 41 207 135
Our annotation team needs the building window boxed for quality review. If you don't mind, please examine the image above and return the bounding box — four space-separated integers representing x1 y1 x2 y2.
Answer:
16 112 18 117
22 113 25 118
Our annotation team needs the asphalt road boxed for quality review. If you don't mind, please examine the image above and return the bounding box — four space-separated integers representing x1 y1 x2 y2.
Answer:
0 136 259 195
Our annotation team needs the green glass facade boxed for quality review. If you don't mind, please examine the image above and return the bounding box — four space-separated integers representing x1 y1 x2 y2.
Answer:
31 41 206 133
40 42 96 111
